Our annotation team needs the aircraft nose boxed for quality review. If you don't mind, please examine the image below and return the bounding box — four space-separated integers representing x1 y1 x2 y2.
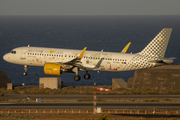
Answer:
3 54 7 61
3 54 9 62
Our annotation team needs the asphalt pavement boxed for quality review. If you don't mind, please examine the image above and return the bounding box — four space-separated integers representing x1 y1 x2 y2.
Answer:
0 102 180 110
1 94 180 99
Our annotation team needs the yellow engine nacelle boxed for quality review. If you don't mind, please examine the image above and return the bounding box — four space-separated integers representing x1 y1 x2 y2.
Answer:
44 63 63 75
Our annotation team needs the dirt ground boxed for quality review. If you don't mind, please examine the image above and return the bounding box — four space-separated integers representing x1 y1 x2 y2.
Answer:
1 97 180 103
0 113 180 120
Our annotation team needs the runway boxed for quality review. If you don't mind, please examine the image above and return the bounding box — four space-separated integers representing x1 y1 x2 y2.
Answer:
1 94 180 99
1 102 180 110
1 94 180 110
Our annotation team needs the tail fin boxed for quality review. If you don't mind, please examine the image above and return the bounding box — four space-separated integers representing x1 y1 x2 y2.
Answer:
139 28 172 58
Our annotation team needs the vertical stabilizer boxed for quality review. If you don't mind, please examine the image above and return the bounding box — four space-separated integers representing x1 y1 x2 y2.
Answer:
139 28 172 58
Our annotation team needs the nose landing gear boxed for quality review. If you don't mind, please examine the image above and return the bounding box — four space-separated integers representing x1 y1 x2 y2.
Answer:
23 65 28 76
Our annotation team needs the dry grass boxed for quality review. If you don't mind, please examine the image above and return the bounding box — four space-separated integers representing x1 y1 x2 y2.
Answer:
2 85 112 95
1 97 180 103
2 85 180 95
1 85 180 103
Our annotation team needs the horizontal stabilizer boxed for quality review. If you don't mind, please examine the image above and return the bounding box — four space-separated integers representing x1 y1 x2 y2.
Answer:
148 58 174 65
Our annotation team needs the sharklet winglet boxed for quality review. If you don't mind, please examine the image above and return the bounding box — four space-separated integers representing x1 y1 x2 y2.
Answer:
78 47 87 58
121 42 131 53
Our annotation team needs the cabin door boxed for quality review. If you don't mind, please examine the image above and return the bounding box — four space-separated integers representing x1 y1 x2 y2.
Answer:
20 49 26 59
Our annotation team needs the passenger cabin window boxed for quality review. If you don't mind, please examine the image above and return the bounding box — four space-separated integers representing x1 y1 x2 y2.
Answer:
11 51 16 54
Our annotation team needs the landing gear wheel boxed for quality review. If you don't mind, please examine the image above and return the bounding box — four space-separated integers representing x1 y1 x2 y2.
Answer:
74 75 81 81
84 73 91 79
23 72 27 76
23 65 28 76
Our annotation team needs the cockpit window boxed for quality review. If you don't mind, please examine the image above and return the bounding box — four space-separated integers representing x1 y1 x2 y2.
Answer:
11 51 16 54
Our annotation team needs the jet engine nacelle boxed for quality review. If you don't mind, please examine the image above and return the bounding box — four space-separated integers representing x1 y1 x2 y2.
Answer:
44 63 63 75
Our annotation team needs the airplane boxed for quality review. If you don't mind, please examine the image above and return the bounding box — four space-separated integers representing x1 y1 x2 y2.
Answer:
3 28 174 81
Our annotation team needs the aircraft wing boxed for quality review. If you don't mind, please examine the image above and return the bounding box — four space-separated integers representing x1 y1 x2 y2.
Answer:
48 47 103 71
56 47 87 66
121 42 131 53
55 47 103 70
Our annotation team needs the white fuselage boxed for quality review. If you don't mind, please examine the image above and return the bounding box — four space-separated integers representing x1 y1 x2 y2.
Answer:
3 46 157 72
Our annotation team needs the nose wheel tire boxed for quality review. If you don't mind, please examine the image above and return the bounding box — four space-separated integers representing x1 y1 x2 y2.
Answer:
84 73 91 79
23 65 28 76
23 72 27 76
74 75 81 81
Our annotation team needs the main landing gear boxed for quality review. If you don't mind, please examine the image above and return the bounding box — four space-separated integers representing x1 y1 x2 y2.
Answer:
84 71 91 79
74 75 81 81
73 67 91 81
73 67 80 81
23 65 28 76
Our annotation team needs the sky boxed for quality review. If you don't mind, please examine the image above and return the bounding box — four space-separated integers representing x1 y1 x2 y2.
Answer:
0 0 180 15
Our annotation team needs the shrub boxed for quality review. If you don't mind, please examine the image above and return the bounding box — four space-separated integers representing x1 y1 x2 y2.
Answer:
17 99 22 102
0 98 8 102
98 114 109 120
165 98 171 101
143 99 159 102
0 92 5 96
78 98 93 102
31 98 36 100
